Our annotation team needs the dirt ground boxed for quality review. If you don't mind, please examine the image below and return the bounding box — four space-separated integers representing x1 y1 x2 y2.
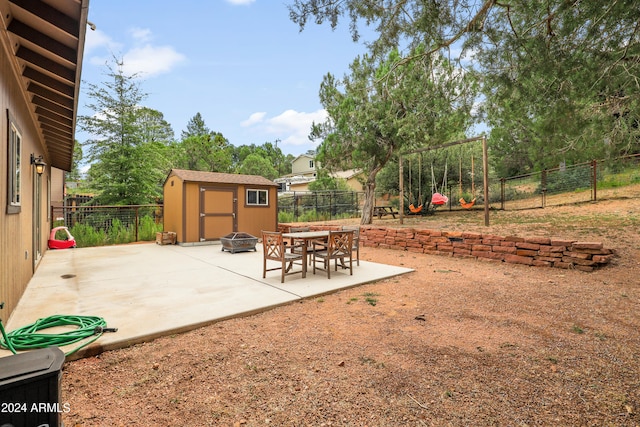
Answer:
62 194 640 427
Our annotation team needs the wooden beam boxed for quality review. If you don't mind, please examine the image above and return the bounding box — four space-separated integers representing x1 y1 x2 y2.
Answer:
23 67 74 97
402 136 486 156
9 0 80 37
42 124 72 140
16 46 75 83
28 82 74 110
39 115 73 133
43 134 73 150
35 106 73 128
32 94 73 118
8 19 76 64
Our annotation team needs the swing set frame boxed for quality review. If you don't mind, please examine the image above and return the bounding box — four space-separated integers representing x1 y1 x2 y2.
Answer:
398 135 490 226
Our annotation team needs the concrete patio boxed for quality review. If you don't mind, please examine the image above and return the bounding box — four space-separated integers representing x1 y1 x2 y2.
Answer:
2 242 413 360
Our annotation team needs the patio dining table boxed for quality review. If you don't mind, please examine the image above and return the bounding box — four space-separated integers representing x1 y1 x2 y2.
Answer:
282 230 329 278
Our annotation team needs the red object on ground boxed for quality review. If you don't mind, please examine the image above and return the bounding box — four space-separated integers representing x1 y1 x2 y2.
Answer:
431 193 449 206
48 226 76 249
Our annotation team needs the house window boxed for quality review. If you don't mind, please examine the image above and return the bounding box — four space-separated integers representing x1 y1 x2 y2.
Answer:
7 111 22 214
309 160 314 169
246 188 268 206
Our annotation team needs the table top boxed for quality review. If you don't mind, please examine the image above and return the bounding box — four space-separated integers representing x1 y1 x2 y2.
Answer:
282 230 330 239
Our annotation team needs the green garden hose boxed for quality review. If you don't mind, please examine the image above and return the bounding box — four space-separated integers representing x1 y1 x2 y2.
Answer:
0 315 117 356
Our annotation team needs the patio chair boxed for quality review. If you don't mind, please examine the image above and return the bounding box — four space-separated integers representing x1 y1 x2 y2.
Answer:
262 231 304 283
312 230 354 279
342 225 360 266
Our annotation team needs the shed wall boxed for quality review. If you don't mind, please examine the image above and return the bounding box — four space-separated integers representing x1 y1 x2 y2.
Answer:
163 175 184 242
237 185 278 235
184 182 201 243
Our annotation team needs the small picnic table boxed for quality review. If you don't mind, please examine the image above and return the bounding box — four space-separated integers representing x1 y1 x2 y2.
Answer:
374 206 398 219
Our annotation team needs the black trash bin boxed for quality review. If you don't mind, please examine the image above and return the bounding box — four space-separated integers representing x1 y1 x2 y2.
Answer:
0 346 65 427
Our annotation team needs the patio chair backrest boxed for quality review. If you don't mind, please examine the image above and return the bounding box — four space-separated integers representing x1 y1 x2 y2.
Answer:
327 230 353 256
262 231 286 260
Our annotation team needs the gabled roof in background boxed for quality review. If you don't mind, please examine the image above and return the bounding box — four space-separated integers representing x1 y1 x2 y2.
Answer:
292 153 314 162
167 169 279 187
330 169 363 180
0 0 89 171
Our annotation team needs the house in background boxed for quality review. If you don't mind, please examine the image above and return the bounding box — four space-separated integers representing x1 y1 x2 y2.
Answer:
291 153 318 177
274 153 319 192
0 0 89 322
276 152 365 193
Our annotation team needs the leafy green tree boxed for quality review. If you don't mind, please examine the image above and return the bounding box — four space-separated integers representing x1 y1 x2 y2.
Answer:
79 59 167 205
308 170 350 191
65 141 84 182
175 113 234 172
181 112 210 140
477 1 640 169
233 142 292 176
237 153 279 180
135 107 174 145
312 48 476 224
289 0 640 173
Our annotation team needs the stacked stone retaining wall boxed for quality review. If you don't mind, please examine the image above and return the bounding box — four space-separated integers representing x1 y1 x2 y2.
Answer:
279 224 614 272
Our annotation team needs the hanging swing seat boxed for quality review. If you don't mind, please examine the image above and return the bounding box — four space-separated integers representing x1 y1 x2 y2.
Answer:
409 203 423 214
431 193 448 206
459 197 476 209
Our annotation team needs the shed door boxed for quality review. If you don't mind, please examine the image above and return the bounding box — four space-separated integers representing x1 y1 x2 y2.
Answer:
200 186 237 241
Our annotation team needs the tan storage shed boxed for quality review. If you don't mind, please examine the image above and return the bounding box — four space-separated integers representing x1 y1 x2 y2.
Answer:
163 169 279 244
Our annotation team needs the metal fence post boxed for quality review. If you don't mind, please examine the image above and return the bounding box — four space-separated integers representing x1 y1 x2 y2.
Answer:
135 206 139 242
541 170 547 208
592 159 598 201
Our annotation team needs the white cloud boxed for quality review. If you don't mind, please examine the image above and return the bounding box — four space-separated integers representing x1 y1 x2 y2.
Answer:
241 112 267 127
84 28 120 54
129 27 153 43
225 0 256 5
85 28 185 77
242 109 328 147
122 44 186 77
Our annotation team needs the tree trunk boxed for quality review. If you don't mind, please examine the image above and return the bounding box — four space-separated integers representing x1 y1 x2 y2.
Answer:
360 175 377 225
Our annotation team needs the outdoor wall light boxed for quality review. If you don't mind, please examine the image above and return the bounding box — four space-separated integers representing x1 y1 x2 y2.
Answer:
30 154 46 175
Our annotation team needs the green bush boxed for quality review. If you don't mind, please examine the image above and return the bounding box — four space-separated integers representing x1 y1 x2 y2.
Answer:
278 211 294 223
107 218 133 245
70 223 108 248
139 216 163 241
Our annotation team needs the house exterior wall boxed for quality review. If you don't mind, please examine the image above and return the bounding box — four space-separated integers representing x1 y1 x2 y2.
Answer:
289 182 311 192
345 176 365 192
51 168 65 210
0 48 50 323
291 155 318 177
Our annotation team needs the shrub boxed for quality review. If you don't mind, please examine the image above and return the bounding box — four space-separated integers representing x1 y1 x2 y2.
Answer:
69 223 108 248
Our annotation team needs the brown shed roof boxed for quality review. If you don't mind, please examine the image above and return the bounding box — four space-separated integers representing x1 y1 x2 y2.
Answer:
167 169 279 187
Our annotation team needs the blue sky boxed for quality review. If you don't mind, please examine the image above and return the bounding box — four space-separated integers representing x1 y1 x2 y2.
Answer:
78 0 372 157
